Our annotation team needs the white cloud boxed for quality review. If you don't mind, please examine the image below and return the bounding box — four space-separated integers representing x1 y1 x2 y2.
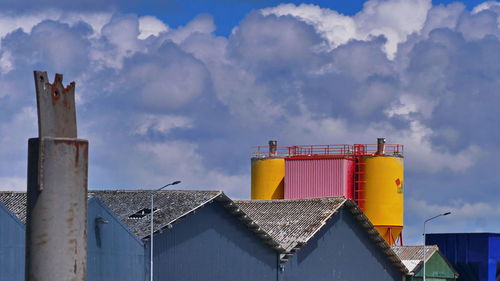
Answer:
138 15 169 39
0 50 13 74
136 141 248 197
133 114 193 135
261 4 356 50
165 14 215 44
261 0 431 58
404 198 500 244
472 1 500 14
0 177 26 190
0 11 112 41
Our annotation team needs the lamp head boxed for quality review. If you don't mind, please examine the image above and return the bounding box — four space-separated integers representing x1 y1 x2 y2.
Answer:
443 212 451 216
171 181 181 185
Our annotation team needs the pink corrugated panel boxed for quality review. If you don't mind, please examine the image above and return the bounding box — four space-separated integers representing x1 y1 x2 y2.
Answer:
284 158 355 199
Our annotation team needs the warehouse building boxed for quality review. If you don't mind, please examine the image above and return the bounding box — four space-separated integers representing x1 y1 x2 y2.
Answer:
392 245 458 281
0 191 147 281
0 190 280 281
95 190 281 281
1 191 407 281
236 197 407 281
427 233 500 281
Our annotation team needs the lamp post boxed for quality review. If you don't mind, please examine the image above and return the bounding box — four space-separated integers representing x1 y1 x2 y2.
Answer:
150 180 181 281
423 211 451 281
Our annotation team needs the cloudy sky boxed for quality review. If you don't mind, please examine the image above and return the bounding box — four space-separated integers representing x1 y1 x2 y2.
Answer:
0 0 499 244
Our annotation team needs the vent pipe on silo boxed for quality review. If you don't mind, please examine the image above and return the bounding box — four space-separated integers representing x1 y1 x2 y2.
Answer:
376 138 386 155
26 71 88 281
269 140 278 156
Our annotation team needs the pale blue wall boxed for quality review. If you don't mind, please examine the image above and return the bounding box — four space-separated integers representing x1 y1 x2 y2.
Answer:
0 203 25 281
148 202 278 281
0 198 147 281
280 207 402 281
87 197 147 281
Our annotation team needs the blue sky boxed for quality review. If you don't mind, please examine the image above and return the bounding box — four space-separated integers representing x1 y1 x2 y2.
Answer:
0 0 499 244
122 0 488 35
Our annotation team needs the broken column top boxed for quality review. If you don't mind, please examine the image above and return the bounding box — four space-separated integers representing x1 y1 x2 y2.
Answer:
33 71 77 138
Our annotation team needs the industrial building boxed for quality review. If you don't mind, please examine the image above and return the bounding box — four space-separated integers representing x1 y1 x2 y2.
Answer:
251 139 404 245
426 233 500 281
0 190 408 281
94 190 281 281
236 197 407 280
0 191 147 281
0 196 24 281
392 245 459 281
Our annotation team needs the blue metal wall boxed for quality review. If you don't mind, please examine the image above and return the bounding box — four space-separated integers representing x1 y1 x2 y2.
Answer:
88 198 147 281
0 199 147 281
280 207 402 281
0 203 25 281
488 235 500 281
427 233 500 281
149 202 278 281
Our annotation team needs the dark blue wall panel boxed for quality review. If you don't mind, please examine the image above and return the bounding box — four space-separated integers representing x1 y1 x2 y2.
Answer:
281 208 402 281
427 233 500 281
88 198 147 281
0 203 25 281
149 202 277 281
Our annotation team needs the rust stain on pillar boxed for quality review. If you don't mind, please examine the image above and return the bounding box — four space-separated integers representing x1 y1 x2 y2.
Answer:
26 71 88 281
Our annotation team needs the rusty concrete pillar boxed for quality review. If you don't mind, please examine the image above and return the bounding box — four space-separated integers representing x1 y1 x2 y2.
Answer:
26 71 88 281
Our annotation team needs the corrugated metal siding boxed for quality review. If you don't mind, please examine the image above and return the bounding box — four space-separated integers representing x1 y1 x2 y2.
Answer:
284 158 355 199
87 198 147 281
427 233 500 281
150 202 277 281
489 235 500 280
281 208 402 281
0 203 25 281
0 199 147 281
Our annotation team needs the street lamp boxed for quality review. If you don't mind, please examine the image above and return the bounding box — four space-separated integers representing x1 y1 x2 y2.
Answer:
150 180 181 281
423 211 451 281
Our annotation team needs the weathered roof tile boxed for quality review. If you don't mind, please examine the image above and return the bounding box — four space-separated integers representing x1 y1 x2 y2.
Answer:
235 197 346 252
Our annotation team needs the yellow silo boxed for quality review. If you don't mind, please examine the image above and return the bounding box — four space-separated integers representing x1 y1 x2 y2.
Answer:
251 157 285 200
362 155 404 245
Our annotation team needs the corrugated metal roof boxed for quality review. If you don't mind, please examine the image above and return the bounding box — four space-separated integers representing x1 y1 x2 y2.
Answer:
235 197 408 274
391 245 438 273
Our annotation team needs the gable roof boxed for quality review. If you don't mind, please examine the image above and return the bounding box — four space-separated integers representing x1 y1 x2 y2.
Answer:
92 190 222 238
0 190 285 252
0 198 25 228
391 245 459 277
0 190 221 237
0 192 26 223
391 245 438 273
235 197 346 252
235 197 408 274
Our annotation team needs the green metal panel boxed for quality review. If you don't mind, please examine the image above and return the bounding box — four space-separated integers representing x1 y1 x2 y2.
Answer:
414 251 458 279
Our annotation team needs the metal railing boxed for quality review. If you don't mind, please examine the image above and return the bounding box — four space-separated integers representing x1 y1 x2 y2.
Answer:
252 144 403 158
